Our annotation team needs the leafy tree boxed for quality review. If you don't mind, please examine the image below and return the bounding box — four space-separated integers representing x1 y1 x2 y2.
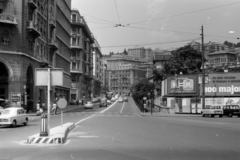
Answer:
130 79 155 102
123 49 128 55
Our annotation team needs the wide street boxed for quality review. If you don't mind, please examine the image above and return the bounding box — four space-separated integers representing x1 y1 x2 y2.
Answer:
0 97 240 160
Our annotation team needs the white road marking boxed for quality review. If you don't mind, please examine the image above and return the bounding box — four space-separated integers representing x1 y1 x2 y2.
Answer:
120 102 125 113
75 115 95 125
100 100 118 113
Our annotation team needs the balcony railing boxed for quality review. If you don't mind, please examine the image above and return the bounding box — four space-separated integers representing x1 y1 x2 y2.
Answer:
71 69 83 74
49 38 58 51
71 19 85 26
49 16 56 28
71 43 83 49
0 14 18 25
27 21 40 38
70 57 80 61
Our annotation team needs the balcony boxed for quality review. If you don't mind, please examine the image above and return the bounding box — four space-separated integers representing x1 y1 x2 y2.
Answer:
71 19 85 27
28 0 37 10
70 69 83 74
71 43 83 49
49 38 58 51
27 21 40 38
49 17 56 28
70 57 80 61
0 14 18 25
39 56 49 67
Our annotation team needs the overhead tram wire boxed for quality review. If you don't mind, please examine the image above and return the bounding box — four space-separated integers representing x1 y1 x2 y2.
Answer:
101 38 200 48
124 1 240 26
114 0 122 26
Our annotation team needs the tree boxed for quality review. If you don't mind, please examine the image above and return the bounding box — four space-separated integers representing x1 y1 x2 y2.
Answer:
130 79 155 102
123 49 128 55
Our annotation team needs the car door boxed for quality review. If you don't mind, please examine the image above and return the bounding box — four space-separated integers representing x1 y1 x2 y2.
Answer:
17 109 24 124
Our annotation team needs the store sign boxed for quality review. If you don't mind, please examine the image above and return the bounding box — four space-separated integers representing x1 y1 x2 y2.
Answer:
167 75 197 95
202 73 240 96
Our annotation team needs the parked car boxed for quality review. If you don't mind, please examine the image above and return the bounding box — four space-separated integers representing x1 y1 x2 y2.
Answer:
0 107 28 127
111 97 116 102
107 100 111 105
100 97 107 107
92 98 99 103
118 97 123 103
70 99 76 105
123 97 128 102
84 101 94 109
0 106 4 115
202 105 223 117
222 105 240 117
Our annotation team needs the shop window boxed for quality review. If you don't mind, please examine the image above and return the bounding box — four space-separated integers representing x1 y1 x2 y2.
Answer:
2 30 10 45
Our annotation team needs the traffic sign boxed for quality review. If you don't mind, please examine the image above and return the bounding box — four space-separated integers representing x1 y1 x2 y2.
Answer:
57 98 67 109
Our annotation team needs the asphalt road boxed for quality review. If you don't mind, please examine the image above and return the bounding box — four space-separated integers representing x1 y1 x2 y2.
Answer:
0 97 240 160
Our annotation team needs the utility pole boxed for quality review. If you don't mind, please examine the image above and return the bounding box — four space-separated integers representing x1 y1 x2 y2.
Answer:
201 25 205 110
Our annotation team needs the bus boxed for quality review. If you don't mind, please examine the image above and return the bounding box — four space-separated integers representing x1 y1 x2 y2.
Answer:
202 105 223 117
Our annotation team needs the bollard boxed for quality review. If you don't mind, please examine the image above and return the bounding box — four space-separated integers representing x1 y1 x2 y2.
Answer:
40 114 48 137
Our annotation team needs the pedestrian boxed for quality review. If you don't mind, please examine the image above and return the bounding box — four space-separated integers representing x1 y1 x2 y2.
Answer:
42 102 45 112
54 102 58 115
76 99 79 106
51 102 57 115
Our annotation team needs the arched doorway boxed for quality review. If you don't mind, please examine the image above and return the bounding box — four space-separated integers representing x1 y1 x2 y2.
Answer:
26 66 34 112
0 62 9 100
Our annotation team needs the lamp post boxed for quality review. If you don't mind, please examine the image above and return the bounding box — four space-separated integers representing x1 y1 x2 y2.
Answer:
201 25 205 110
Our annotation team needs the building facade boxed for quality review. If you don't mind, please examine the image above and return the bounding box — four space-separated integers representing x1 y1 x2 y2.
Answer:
70 8 94 102
0 0 72 112
92 39 102 98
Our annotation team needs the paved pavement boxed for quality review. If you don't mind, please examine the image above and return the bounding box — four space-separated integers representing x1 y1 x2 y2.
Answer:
26 100 200 144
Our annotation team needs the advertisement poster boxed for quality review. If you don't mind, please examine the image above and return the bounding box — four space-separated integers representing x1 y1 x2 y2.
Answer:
201 73 240 96
204 97 240 109
11 92 21 106
167 75 197 96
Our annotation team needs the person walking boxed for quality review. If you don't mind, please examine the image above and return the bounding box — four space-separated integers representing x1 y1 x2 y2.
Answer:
51 102 57 115
54 101 58 115
76 99 79 106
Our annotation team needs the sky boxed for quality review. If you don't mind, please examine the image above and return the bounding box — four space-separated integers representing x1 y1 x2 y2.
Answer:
72 0 240 55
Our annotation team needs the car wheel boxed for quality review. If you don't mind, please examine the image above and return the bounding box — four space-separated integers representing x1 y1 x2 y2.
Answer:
219 115 223 118
202 114 205 117
12 120 17 128
23 118 28 126
211 114 214 117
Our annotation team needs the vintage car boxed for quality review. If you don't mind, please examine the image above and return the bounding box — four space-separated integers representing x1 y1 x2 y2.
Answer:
123 97 128 102
118 97 123 103
84 101 94 109
100 97 107 107
202 105 223 117
0 107 28 127
222 105 240 117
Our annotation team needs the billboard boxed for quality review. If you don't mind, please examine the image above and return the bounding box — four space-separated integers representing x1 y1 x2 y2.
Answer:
167 75 198 96
201 73 240 96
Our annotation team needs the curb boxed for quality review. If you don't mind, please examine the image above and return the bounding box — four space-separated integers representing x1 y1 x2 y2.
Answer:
27 122 75 144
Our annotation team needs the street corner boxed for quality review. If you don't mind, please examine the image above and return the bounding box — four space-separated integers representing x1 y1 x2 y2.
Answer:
26 122 75 145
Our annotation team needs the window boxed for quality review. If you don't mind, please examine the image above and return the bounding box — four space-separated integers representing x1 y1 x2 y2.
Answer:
2 30 10 45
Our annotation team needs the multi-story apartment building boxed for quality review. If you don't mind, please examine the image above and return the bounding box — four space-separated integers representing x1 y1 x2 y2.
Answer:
0 0 72 112
127 47 153 62
109 64 147 95
107 55 146 94
92 39 102 98
70 8 94 102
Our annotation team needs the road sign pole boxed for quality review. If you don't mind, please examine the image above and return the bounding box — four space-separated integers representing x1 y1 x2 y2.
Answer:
47 68 51 135
61 110 63 127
